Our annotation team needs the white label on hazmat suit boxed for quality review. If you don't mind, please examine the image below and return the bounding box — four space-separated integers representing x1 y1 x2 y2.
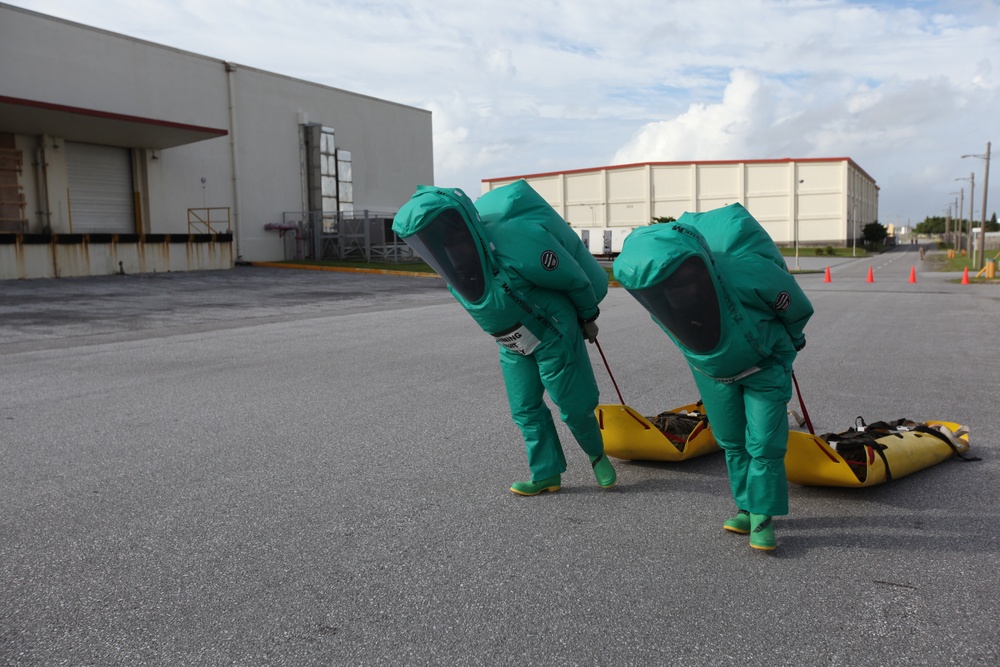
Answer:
493 324 542 356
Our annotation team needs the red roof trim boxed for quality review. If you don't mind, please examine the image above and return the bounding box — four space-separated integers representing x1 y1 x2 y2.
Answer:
484 157 877 186
0 95 228 137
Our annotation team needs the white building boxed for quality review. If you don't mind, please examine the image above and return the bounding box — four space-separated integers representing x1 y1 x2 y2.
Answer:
483 159 878 255
0 3 433 279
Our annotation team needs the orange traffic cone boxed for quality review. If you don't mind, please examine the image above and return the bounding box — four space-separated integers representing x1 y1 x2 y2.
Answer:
962 267 970 285
866 266 874 283
909 266 917 283
824 266 832 283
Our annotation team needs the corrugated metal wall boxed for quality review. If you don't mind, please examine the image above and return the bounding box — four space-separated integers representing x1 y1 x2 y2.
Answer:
484 160 879 247
65 141 135 234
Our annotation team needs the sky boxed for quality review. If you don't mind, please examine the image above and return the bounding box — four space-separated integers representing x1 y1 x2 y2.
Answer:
8 0 999 225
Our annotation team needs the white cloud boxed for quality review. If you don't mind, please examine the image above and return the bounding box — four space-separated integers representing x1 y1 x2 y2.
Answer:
6 0 999 221
613 69 772 163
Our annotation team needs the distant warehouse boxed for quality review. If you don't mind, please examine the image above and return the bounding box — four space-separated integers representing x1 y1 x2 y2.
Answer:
483 158 878 255
0 3 433 279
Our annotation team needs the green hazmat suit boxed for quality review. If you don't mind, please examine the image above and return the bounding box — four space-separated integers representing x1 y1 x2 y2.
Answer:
613 203 813 516
392 180 609 482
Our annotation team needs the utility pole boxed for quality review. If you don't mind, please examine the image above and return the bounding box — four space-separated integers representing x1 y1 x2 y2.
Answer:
963 142 992 270
980 142 991 268
958 189 964 252
945 205 952 248
969 174 976 266
956 174 974 261
947 190 961 246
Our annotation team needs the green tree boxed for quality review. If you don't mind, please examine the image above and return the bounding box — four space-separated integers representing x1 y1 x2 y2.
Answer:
862 221 888 246
915 216 971 234
988 213 999 233
914 216 946 234
650 216 676 225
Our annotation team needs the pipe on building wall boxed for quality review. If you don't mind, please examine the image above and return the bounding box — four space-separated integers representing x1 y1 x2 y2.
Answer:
225 61 243 261
263 222 305 260
33 138 51 233
297 111 309 215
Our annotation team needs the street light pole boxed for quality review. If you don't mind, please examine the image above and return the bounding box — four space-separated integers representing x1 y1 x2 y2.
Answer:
963 141 991 270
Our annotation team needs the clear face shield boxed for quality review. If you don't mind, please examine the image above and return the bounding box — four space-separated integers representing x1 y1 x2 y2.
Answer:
402 207 486 303
628 255 721 353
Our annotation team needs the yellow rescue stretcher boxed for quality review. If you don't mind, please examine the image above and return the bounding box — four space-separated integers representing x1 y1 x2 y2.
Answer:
785 419 973 487
597 402 720 462
598 405 974 487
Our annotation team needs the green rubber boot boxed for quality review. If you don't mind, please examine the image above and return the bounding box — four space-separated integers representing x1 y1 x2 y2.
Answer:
590 453 617 488
750 514 776 551
723 509 751 534
510 475 561 496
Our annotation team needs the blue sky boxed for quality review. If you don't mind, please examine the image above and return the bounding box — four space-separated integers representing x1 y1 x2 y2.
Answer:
7 0 998 225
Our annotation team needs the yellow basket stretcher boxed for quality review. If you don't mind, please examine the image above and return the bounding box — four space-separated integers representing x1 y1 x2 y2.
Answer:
597 404 973 487
597 402 720 462
785 419 972 487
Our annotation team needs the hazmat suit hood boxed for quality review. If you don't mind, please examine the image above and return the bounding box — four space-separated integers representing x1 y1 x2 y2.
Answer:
394 184 562 343
394 181 611 358
677 203 813 363
614 204 812 381
675 203 787 272
628 253 722 353
613 221 772 380
392 186 492 305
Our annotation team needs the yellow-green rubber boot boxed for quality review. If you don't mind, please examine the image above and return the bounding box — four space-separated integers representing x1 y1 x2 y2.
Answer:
750 514 776 551
510 475 561 496
590 453 617 488
723 509 751 534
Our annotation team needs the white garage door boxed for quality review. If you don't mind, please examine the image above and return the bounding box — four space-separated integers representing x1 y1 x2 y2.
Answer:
66 141 136 234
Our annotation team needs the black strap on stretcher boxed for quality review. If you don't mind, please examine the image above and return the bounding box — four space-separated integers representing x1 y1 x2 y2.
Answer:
911 425 982 462
855 416 982 472
854 417 895 482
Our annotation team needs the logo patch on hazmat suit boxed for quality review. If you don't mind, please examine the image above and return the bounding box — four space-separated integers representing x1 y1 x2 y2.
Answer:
540 250 559 271
773 291 791 312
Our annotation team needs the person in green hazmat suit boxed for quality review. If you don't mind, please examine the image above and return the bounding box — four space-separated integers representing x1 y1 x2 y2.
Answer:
392 179 617 496
613 204 813 550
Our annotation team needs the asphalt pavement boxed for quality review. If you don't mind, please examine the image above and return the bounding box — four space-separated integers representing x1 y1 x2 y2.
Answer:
1 245 998 666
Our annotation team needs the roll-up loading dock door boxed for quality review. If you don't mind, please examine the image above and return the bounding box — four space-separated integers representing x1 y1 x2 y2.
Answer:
66 141 136 234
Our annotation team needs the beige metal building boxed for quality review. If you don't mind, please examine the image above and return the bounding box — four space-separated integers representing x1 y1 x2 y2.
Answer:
483 158 878 255
0 3 433 279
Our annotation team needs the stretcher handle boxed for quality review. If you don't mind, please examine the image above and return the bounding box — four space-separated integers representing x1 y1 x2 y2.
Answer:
595 338 625 405
792 371 815 435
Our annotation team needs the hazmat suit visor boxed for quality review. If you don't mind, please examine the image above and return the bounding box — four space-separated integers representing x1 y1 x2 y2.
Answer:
402 207 486 303
627 255 721 354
